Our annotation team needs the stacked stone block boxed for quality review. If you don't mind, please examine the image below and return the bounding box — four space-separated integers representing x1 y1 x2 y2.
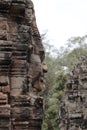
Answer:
0 0 47 130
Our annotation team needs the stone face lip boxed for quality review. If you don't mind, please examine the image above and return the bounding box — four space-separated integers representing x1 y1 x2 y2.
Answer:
58 57 87 130
0 0 47 129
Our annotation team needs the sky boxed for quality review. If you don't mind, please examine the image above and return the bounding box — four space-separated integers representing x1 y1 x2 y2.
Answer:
32 0 87 49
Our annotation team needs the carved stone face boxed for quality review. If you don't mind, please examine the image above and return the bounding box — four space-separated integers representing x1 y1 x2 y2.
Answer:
0 0 47 94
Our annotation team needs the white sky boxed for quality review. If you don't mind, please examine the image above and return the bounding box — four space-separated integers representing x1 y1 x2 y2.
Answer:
32 0 87 49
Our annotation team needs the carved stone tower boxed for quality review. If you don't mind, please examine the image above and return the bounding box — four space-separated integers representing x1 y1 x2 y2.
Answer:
58 57 87 130
0 0 47 130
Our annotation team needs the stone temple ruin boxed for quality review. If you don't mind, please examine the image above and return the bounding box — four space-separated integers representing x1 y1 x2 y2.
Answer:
58 57 87 130
0 0 47 129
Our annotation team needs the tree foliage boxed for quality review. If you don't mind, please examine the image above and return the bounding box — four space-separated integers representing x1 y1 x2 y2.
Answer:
42 35 87 130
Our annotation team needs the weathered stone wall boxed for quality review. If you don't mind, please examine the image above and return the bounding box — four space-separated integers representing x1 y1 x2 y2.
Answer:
0 0 47 130
58 57 87 130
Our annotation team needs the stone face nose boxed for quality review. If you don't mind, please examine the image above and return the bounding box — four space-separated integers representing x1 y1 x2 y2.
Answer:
42 62 48 73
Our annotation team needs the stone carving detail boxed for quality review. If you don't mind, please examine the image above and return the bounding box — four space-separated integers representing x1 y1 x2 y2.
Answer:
58 57 87 130
0 0 47 129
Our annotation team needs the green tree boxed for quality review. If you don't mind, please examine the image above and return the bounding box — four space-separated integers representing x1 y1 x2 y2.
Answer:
42 34 87 130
